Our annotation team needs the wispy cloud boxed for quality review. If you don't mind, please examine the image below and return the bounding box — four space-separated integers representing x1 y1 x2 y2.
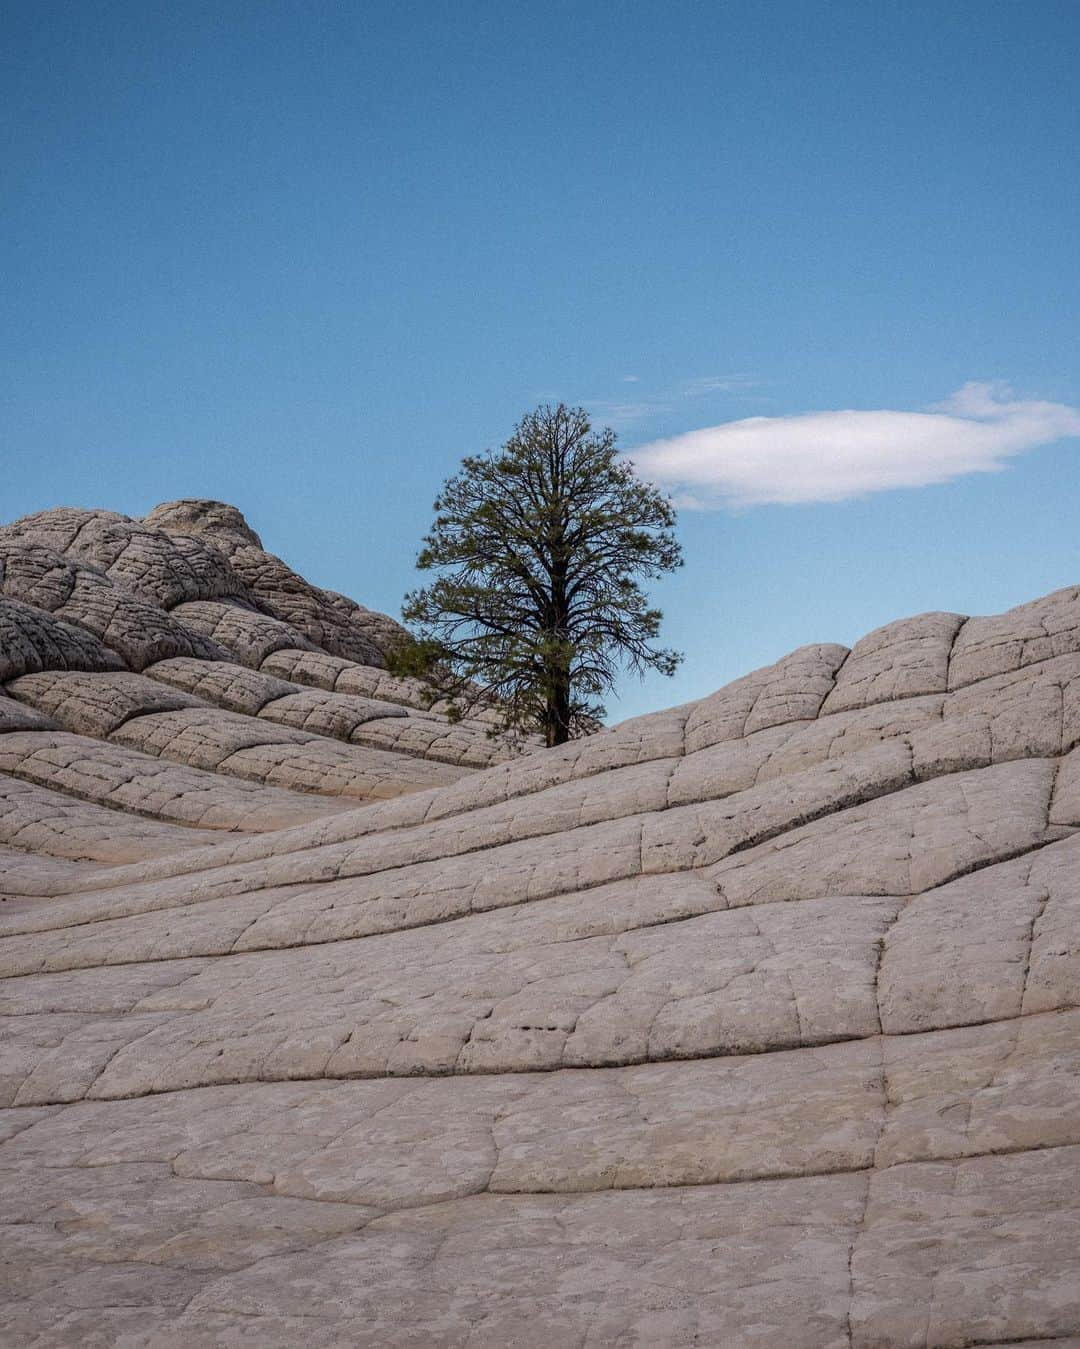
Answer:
628 382 1080 508
681 373 757 397
584 372 759 429
587 399 672 429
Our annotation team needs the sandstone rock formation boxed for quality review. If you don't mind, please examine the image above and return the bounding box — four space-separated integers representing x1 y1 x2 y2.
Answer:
0 504 1077 1346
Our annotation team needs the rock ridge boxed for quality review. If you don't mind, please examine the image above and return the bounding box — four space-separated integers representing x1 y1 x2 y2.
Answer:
0 502 1078 1345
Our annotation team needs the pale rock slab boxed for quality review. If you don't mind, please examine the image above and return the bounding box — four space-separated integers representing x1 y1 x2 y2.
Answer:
821 610 965 714
2 509 1079 1346
0 731 350 831
949 584 1080 688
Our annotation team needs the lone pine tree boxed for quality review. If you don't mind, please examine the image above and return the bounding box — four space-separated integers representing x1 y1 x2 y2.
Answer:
393 403 683 747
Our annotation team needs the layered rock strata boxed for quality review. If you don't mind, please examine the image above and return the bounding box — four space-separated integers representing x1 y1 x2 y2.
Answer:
0 507 1078 1345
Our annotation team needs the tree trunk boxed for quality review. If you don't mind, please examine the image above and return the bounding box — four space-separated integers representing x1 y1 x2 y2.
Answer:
545 664 571 747
545 513 572 746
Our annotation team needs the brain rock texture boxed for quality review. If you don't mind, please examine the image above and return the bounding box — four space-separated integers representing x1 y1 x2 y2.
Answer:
0 500 1078 1347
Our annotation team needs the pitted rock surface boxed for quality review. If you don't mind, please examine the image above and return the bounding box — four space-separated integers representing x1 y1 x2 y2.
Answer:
0 508 246 609
225 546 396 664
1 511 1079 1346
0 540 230 670
142 498 266 550
0 598 126 683
144 497 407 661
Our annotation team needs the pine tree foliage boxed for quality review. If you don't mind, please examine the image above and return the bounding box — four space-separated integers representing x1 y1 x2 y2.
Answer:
392 403 683 747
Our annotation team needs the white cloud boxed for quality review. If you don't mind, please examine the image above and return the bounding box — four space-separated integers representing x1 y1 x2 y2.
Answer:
628 382 1080 508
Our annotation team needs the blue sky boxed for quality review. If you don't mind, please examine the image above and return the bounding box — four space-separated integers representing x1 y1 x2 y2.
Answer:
4 0 1079 720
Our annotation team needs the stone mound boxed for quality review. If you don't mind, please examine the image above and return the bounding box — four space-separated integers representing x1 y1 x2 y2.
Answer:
144 498 408 662
0 510 1078 1346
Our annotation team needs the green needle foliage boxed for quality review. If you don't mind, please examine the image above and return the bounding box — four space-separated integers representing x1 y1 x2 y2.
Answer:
392 403 683 747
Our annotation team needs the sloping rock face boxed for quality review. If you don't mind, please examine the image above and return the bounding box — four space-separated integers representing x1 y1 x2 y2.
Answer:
0 501 513 837
142 498 409 663
1 517 1079 1347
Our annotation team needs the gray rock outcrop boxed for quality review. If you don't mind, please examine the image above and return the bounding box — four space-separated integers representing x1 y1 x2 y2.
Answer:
0 505 1077 1346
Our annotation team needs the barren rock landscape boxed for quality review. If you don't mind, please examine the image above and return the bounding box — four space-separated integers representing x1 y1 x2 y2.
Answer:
1 501 1078 1346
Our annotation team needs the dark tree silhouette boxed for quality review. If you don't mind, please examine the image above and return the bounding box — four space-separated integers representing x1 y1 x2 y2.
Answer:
392 403 683 747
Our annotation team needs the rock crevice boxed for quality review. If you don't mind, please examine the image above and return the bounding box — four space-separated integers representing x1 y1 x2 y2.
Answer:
1 502 1078 1346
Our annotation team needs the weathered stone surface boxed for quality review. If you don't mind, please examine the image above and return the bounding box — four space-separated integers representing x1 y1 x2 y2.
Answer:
0 541 228 669
683 641 847 751
146 496 406 662
0 598 125 683
0 895 896 1097
261 644 456 711
226 545 392 665
850 1146 1080 1347
142 498 264 551
169 600 320 667
0 732 349 832
0 773 216 865
0 695 56 735
949 584 1080 688
146 656 302 715
3 1146 1072 1348
0 843 107 901
148 660 511 766
822 611 965 713
1 1008 1073 1196
2 510 1079 1345
7 669 206 738
109 706 467 798
0 507 246 608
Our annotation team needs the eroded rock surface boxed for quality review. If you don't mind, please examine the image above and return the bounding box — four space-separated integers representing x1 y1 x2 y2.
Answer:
1 513 1078 1346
